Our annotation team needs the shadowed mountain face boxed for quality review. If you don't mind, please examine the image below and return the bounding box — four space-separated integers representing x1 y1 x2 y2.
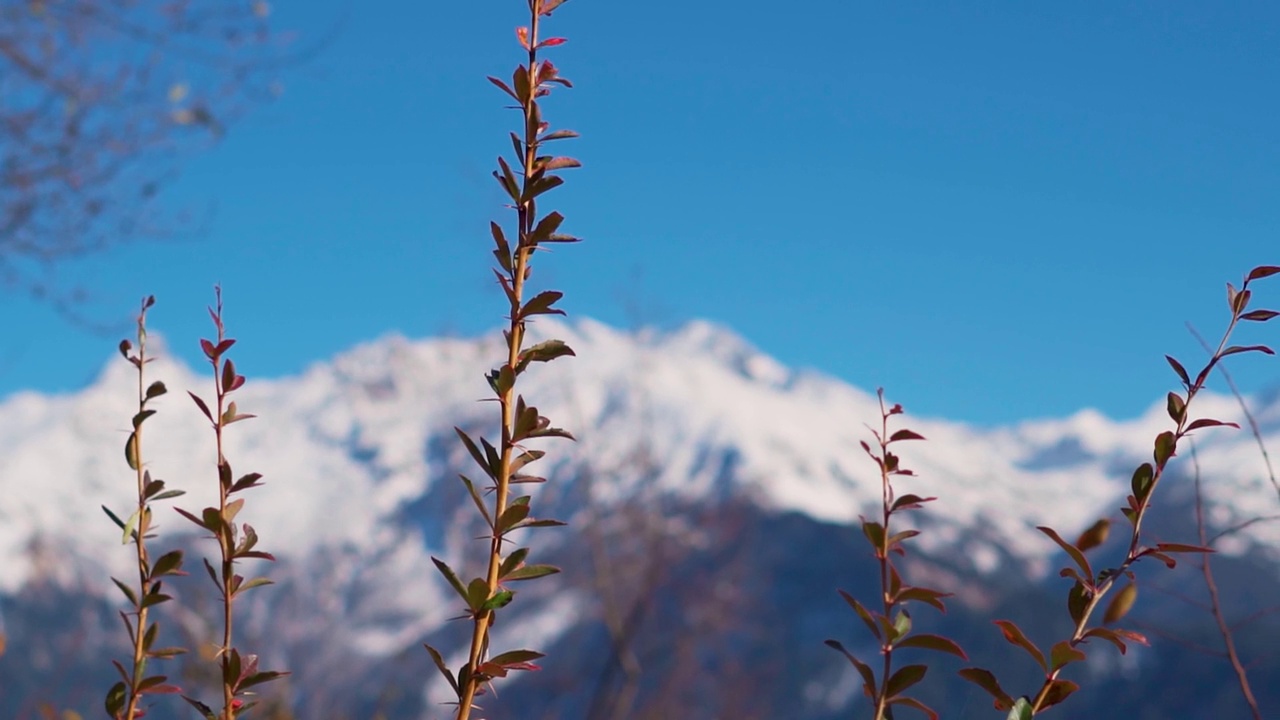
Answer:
1 319 1277 718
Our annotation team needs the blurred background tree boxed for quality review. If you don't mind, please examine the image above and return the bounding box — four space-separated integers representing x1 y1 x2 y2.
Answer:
0 0 287 319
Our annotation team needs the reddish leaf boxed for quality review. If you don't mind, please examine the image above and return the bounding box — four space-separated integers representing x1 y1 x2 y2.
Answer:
958 668 1014 711
1037 526 1093 585
1039 679 1080 710
1247 265 1280 281
1221 344 1275 358
824 640 876 698
887 696 938 720
895 633 968 660
1165 355 1190 387
1155 542 1214 554
993 620 1046 671
889 428 926 442
1048 640 1086 671
1185 418 1240 432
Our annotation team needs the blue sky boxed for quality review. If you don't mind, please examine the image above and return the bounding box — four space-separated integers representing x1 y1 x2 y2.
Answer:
2 1 1278 425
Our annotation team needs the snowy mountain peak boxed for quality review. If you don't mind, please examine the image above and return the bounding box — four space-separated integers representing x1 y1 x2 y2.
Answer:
0 317 1277 600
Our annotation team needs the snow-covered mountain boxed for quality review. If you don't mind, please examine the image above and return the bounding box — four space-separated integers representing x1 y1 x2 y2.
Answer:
1 318 1278 718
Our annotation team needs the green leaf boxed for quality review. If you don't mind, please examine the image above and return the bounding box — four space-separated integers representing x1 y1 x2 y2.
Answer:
884 664 928 698
499 547 530 579
490 649 545 666
1074 518 1110 553
125 432 140 470
894 586 950 612
424 643 459 694
431 557 469 603
1049 640 1086 671
133 409 156 429
455 428 495 480
1006 697 1033 720
482 589 515 611
111 577 139 607
104 681 127 715
1166 392 1185 423
121 508 141 545
102 504 127 531
239 670 289 691
234 577 274 596
1067 581 1090 625
838 589 881 640
1130 463 1155 502
151 550 184 577
1153 430 1176 466
139 589 172 609
497 503 531 533
861 521 885 551
504 564 560 581
890 609 912 642
466 578 490 612
1104 583 1138 624
460 475 494 528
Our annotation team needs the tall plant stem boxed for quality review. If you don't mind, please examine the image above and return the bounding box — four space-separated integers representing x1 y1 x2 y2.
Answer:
1030 285 1252 714
456 6 544 719
124 300 154 720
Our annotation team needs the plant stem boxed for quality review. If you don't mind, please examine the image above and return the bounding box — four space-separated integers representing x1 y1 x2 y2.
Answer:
455 7 543 719
124 301 153 720
1031 298 1246 713
873 395 894 720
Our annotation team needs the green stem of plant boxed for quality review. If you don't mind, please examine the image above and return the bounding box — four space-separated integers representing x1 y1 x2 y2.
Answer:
455 7 543 720
1030 305 1244 714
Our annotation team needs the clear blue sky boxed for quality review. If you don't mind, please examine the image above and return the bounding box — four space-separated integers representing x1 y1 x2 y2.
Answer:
2 1 1278 425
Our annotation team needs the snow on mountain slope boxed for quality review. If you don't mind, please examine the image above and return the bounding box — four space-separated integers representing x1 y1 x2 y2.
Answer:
0 316 1277 604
